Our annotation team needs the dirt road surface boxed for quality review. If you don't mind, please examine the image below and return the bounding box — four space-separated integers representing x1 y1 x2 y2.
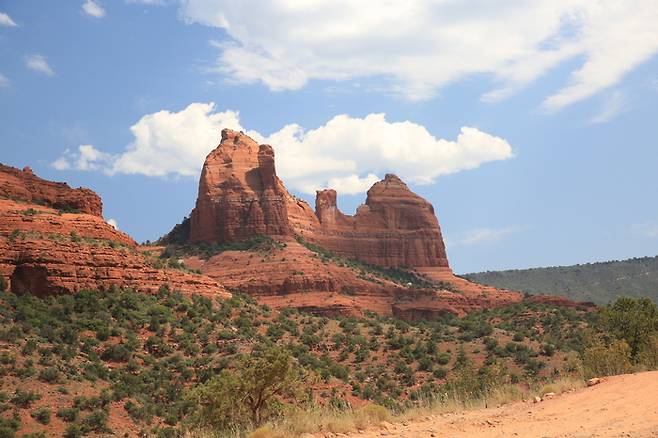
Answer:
338 371 658 438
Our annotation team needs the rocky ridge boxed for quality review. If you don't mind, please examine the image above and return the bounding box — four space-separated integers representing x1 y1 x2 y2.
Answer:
0 165 229 297
170 129 539 316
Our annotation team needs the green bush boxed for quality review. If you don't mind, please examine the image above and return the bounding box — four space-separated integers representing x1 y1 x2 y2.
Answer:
582 339 632 378
0 415 20 438
601 297 658 361
186 347 303 429
11 389 41 408
30 407 51 425
56 407 80 423
38 367 62 383
436 352 451 365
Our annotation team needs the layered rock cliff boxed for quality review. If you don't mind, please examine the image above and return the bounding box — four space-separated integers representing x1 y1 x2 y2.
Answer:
309 175 449 267
171 130 537 317
189 130 296 242
0 164 102 216
188 129 449 270
0 164 229 298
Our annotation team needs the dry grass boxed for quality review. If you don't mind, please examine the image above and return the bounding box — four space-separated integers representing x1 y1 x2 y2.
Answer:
188 377 587 438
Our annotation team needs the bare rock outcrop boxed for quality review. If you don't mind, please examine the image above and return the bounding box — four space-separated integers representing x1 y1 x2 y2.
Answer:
0 164 102 216
175 130 533 317
188 129 448 269
189 130 298 243
309 174 449 267
0 164 229 298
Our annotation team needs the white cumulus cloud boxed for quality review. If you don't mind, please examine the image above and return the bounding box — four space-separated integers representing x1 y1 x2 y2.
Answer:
82 0 106 18
179 0 658 107
52 102 513 195
0 12 18 27
25 55 55 76
107 218 119 230
51 145 115 171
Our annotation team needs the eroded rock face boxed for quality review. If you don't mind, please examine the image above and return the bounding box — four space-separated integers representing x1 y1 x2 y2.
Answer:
170 130 587 318
309 175 449 267
189 130 296 243
189 130 449 269
0 164 102 216
0 165 229 298
175 130 517 317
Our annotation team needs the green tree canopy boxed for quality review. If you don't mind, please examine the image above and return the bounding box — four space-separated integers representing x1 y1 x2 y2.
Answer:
601 297 658 360
186 346 304 430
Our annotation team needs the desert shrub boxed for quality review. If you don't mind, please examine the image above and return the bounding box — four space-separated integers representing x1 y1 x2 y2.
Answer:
436 352 451 365
21 433 46 438
56 407 80 423
445 361 507 401
601 297 658 361
38 366 62 383
11 389 40 408
100 344 131 362
433 367 447 379
0 277 7 293
582 339 632 378
638 335 658 370
30 407 51 425
0 414 20 438
186 346 303 430
0 352 15 365
80 409 109 434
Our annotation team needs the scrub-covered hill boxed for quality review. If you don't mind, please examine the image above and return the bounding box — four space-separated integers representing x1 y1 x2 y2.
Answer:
464 256 658 305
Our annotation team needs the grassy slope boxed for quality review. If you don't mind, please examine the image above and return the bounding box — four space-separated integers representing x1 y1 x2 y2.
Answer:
463 256 658 305
0 288 593 437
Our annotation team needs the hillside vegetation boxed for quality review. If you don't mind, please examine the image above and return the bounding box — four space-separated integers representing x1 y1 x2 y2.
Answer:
464 256 658 305
0 287 595 437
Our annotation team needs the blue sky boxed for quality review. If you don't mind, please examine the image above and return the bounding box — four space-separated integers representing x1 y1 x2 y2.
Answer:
1 1 658 274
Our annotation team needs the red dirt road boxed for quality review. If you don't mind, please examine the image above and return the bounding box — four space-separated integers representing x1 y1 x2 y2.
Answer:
344 371 658 438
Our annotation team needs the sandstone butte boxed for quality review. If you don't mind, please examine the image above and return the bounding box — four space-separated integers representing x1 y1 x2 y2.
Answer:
0 163 229 298
174 129 590 318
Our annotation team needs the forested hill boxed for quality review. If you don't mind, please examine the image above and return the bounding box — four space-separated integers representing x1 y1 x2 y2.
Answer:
463 255 658 305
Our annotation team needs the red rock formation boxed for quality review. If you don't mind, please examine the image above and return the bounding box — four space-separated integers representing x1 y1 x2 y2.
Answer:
0 164 102 216
308 175 449 267
172 130 588 318
188 130 448 269
189 130 297 243
0 165 229 298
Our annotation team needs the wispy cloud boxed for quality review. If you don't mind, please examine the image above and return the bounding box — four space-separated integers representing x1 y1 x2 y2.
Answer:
0 73 9 88
0 12 18 27
589 90 630 124
448 226 519 247
633 221 658 238
82 0 106 18
25 55 55 76
125 0 167 5
650 78 658 91
180 1 658 108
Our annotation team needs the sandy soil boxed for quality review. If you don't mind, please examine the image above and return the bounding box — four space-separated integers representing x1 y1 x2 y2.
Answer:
339 371 658 438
